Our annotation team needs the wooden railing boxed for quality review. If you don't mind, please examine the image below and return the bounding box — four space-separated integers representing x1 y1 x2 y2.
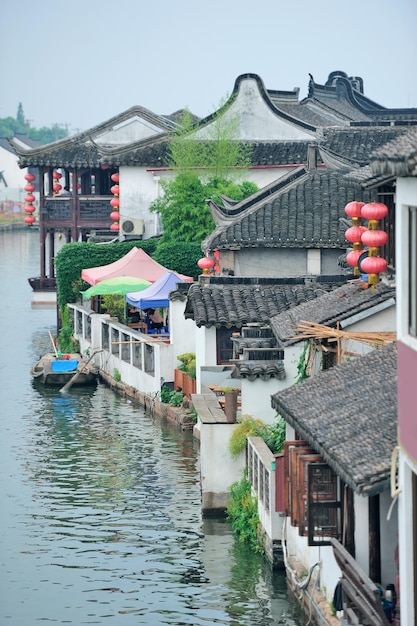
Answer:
330 538 391 626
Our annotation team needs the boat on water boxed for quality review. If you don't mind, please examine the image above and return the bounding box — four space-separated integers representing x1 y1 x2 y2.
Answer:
31 353 98 386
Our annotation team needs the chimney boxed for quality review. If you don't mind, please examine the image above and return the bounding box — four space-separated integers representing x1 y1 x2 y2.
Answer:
307 144 317 170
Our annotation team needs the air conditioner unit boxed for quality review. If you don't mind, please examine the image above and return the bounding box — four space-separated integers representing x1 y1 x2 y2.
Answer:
120 218 144 236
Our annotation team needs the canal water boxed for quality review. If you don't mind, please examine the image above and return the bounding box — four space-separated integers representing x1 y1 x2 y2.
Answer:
0 228 304 626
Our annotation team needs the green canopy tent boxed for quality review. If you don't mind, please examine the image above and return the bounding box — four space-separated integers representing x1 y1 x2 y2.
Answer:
81 276 151 298
81 276 152 323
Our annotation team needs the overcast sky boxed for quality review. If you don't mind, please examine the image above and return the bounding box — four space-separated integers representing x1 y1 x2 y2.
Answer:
1 0 416 135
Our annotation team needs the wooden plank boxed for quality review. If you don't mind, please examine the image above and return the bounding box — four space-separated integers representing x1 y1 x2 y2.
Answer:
191 394 228 424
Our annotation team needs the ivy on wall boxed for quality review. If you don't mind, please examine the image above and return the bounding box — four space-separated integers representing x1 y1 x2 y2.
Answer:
54 240 158 308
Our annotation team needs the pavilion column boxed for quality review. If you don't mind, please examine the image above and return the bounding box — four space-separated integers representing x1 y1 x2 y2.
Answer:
49 230 55 278
39 167 47 280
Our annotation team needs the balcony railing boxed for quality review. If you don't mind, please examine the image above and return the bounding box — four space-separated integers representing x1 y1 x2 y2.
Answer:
42 197 112 221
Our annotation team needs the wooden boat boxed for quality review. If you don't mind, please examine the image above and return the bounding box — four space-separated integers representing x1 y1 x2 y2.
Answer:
31 353 98 386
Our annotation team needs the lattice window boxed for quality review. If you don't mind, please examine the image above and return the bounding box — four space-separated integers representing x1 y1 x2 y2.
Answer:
308 462 342 546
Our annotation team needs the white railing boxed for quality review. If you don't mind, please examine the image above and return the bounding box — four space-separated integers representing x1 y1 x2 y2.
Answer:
68 304 173 395
247 436 284 542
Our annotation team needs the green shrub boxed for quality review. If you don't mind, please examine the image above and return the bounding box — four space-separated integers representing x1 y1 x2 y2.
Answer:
113 368 121 382
259 416 286 454
153 241 202 280
54 240 158 307
159 386 183 407
57 305 79 353
176 352 196 379
227 470 263 553
228 415 266 458
101 294 126 322
168 391 183 406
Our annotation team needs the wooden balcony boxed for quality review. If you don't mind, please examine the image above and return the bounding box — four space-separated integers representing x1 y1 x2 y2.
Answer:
41 196 112 227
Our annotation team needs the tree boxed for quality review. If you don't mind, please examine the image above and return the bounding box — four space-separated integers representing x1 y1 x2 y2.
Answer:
169 101 252 180
150 102 257 243
16 102 25 126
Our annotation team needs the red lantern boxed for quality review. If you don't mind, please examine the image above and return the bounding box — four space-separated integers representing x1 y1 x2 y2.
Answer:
24 183 35 193
345 226 367 243
53 183 62 193
111 173 120 183
110 211 120 221
197 257 215 274
110 222 120 231
361 230 388 248
24 215 36 225
24 173 36 182
346 249 364 268
53 171 62 180
344 201 365 218
361 255 388 288
110 197 120 208
110 184 119 196
360 256 387 275
24 204 36 214
25 194 35 203
361 202 388 221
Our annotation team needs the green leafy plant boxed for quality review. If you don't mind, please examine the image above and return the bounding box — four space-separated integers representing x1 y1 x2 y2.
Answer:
176 353 196 379
159 386 183 407
101 294 125 322
56 305 79 353
227 470 263 553
153 241 202 280
228 415 266 458
296 341 310 383
259 415 286 454
113 368 121 382
168 391 184 406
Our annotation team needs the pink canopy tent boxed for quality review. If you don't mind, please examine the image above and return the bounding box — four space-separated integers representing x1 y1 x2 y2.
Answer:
81 247 193 286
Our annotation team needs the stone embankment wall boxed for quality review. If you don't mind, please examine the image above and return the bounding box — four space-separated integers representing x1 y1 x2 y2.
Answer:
99 370 198 433
286 556 341 626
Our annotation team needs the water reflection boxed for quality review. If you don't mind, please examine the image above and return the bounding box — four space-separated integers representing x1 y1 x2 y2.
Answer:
7 383 303 625
1 230 303 626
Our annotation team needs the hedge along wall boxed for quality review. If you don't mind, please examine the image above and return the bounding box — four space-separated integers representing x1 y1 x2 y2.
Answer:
54 240 203 308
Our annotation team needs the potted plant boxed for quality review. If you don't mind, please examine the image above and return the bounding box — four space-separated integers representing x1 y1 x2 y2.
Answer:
174 353 196 396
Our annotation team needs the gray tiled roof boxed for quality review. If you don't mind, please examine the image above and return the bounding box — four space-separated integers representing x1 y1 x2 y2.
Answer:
12 106 178 168
270 282 396 345
203 168 373 252
369 127 417 177
271 342 397 495
13 72 416 169
322 127 411 165
184 278 345 328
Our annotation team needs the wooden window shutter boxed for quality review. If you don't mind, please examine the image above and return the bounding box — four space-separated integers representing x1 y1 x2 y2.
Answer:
274 454 286 512
297 453 322 537
284 441 313 525
307 462 342 546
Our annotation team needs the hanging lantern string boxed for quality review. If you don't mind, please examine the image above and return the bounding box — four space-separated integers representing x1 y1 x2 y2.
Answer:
23 172 37 226
110 171 120 231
